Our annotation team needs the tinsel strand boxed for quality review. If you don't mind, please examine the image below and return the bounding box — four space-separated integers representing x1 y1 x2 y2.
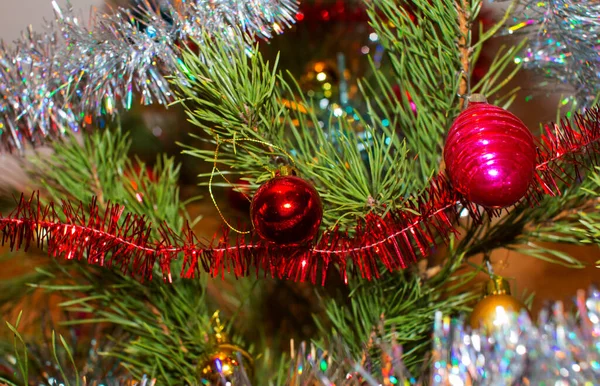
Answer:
0 316 144 385
248 287 600 384
0 0 298 152
5 288 600 384
506 0 600 108
533 106 600 197
427 287 600 385
1 107 599 283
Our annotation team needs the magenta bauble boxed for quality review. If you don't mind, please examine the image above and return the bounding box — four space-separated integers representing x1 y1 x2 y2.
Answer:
251 175 323 245
444 101 536 208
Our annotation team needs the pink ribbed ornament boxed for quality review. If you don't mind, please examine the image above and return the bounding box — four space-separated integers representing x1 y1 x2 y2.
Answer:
444 96 536 208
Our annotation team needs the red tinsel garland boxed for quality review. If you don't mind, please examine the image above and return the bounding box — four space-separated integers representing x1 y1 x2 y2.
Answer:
534 109 600 196
1 107 599 284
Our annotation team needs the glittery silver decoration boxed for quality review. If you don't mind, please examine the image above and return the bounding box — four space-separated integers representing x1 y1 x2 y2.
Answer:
0 319 152 385
285 287 600 385
0 0 298 152
506 0 600 108
430 287 600 385
4 288 600 384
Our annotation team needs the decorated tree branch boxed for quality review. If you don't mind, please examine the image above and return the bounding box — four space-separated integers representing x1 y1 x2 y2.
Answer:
0 0 297 152
0 0 598 383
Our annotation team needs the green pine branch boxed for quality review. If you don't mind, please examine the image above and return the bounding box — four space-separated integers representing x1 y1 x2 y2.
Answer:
317 242 477 373
33 265 216 384
310 0 530 371
363 0 466 183
0 126 228 384
175 35 421 229
0 126 196 312
27 127 195 238
512 167 600 267
173 0 524 231
1 312 81 386
363 0 523 186
445 153 599 269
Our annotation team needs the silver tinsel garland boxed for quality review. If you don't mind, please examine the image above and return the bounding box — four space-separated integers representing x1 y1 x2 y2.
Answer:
429 289 600 385
4 288 599 384
506 0 600 108
284 287 600 385
0 0 298 152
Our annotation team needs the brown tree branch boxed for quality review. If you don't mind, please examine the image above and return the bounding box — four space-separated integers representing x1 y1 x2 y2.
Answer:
456 0 471 110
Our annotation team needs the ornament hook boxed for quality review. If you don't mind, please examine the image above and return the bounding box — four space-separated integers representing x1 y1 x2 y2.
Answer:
483 253 495 276
208 137 297 235
468 94 488 104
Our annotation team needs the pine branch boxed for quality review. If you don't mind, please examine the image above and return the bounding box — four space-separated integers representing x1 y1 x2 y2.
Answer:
278 76 420 228
0 246 224 383
0 311 136 385
3 105 600 282
174 0 524 234
362 0 523 184
176 35 420 230
4 286 600 384
457 0 472 109
318 248 477 373
32 263 233 384
505 166 600 266
174 25 439 230
7 127 218 383
27 127 192 242
362 0 471 182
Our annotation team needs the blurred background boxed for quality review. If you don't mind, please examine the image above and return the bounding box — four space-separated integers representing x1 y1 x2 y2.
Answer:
0 0 102 41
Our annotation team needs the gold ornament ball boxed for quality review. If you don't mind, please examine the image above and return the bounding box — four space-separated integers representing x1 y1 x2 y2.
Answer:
197 343 254 384
469 277 529 330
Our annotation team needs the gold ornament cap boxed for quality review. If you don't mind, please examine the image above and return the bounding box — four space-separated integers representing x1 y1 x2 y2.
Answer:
211 311 228 344
198 343 254 382
484 276 512 297
275 165 298 177
468 94 488 103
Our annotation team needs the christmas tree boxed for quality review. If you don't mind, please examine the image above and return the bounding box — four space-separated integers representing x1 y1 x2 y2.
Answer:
0 0 599 384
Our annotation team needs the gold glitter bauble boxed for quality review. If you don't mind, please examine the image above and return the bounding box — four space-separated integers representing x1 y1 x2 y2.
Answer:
197 343 254 384
197 312 254 385
469 277 529 330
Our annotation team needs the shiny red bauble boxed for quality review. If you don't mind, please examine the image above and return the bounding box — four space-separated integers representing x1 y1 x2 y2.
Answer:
444 100 537 208
250 176 323 245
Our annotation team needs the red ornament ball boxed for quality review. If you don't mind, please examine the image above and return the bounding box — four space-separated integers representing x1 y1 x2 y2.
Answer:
444 99 537 208
251 175 323 245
